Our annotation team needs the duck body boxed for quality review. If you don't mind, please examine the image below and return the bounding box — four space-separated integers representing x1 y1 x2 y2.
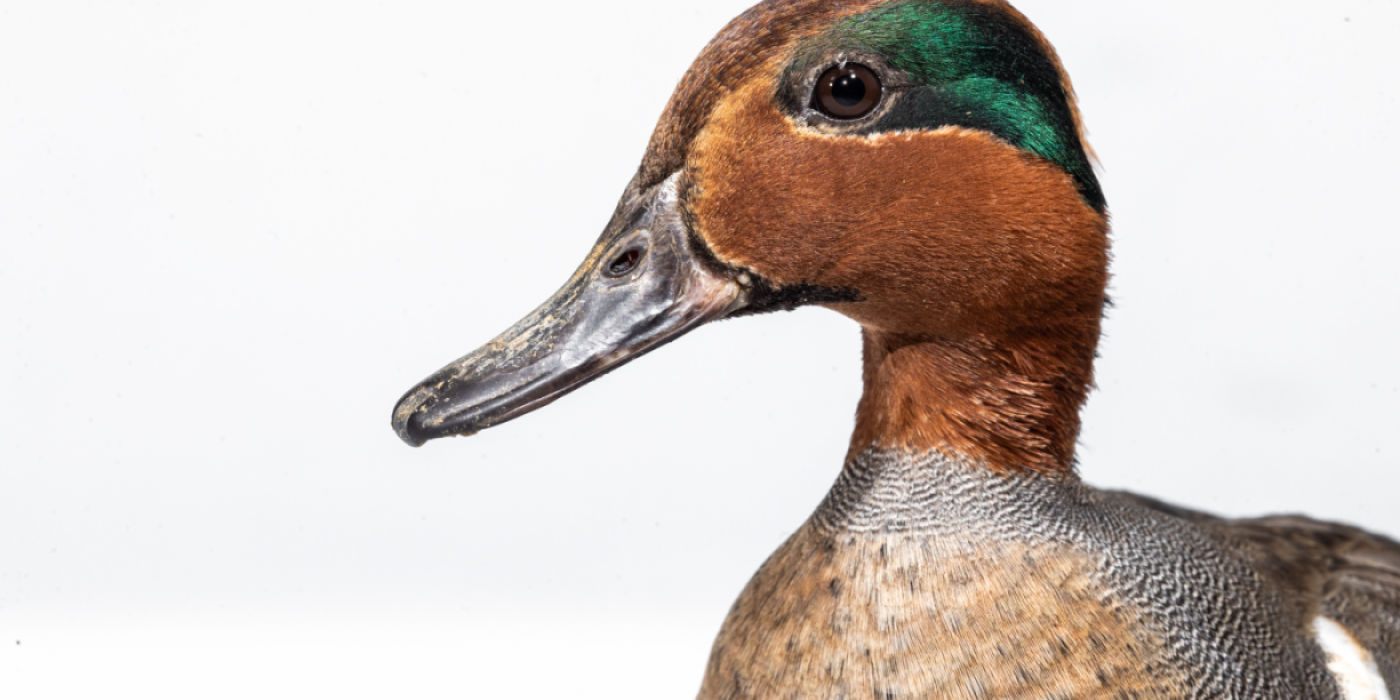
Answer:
705 447 1400 698
390 0 1400 696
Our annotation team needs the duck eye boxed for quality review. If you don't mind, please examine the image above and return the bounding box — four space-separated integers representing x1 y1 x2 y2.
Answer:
813 63 881 119
604 247 644 278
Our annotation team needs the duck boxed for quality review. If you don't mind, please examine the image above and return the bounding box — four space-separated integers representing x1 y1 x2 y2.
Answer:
390 0 1400 697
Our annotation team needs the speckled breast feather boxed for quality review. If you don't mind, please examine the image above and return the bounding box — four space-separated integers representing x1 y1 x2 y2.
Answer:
701 449 1355 699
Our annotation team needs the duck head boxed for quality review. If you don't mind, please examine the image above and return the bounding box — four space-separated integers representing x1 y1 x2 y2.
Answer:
392 0 1109 475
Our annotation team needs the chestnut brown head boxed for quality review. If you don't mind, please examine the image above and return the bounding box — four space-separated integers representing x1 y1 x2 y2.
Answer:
393 0 1109 473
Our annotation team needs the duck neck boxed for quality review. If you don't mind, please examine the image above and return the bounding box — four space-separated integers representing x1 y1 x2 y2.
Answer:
848 326 1098 475
813 446 1090 534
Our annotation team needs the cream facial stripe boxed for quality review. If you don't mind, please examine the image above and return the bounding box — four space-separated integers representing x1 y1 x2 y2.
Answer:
1313 617 1393 700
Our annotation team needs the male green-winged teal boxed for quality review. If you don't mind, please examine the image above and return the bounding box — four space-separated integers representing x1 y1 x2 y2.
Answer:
391 1 1400 696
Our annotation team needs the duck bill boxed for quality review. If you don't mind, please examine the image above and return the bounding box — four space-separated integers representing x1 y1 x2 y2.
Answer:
392 176 745 447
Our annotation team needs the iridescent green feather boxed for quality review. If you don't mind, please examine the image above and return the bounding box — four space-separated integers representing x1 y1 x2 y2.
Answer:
803 1 1104 209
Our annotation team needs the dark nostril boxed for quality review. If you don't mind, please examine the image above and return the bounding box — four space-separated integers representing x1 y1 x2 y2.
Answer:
604 247 644 278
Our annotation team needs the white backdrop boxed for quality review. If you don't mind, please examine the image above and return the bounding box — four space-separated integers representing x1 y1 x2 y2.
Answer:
2 1 1397 697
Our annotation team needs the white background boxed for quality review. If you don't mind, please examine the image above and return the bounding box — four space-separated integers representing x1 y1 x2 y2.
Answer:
2 0 1397 697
